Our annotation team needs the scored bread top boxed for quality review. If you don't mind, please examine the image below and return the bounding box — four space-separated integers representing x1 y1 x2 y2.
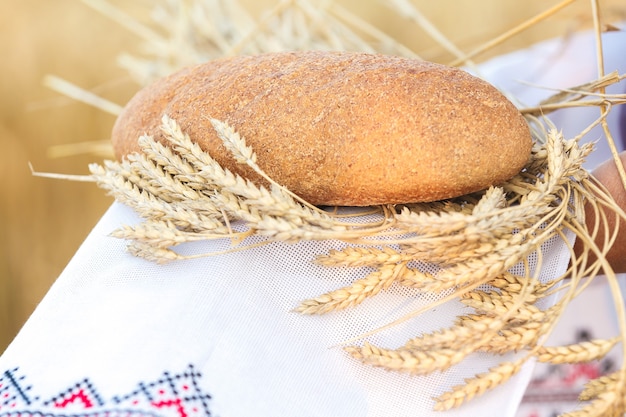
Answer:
112 51 532 206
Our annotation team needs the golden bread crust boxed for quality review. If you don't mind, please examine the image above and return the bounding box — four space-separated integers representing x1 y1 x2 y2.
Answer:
112 51 532 206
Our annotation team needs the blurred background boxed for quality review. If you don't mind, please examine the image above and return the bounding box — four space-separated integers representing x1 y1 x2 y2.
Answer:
1 0 625 353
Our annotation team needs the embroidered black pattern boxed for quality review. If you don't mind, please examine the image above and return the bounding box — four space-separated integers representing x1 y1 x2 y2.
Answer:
0 364 212 417
42 378 104 409
112 367 212 417
1 368 39 408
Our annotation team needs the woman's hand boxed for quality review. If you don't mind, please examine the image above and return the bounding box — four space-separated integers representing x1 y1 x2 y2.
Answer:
574 151 626 273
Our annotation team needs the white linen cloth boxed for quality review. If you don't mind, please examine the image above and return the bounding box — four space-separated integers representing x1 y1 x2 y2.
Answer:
0 202 573 417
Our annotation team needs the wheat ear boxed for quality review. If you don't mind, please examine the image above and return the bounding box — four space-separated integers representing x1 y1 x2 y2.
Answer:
294 262 406 314
434 358 525 411
536 337 620 364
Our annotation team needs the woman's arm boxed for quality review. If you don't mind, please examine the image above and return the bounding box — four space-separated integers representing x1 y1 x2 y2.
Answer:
574 151 626 273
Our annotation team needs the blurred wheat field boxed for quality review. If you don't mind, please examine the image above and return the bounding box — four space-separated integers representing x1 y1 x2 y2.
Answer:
0 0 138 352
1 0 624 353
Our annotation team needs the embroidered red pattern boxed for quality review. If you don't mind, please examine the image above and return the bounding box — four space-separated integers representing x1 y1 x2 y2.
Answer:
0 364 212 417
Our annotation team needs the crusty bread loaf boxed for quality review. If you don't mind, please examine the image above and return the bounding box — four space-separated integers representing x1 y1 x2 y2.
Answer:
112 51 532 206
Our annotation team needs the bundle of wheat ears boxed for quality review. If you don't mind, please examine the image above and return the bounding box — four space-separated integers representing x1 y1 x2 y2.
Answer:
43 0 626 415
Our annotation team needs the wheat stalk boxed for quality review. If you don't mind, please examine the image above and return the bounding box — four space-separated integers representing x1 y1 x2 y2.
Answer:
402 314 498 352
579 371 621 401
294 262 407 314
434 358 526 411
536 337 620 364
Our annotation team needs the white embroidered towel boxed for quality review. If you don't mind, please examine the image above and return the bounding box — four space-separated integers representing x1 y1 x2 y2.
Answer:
0 202 573 417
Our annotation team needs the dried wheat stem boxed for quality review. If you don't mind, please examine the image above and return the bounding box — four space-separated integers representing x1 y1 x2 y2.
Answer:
90 163 226 232
490 272 556 298
126 241 184 264
345 342 471 376
207 117 350 226
162 118 341 231
401 314 497 351
433 358 525 411
388 0 469 64
560 391 619 417
460 289 544 321
536 337 620 364
412 237 539 293
448 0 576 66
347 289 527 377
315 246 413 268
43 74 124 116
528 72 626 109
579 372 621 401
295 263 407 314
138 134 219 194
81 0 160 42
482 320 552 355
395 230 517 266
120 153 201 203
225 0 293 56
328 2 418 58
110 220 242 249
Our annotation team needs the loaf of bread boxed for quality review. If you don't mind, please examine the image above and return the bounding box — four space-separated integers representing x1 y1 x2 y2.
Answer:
112 51 532 206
